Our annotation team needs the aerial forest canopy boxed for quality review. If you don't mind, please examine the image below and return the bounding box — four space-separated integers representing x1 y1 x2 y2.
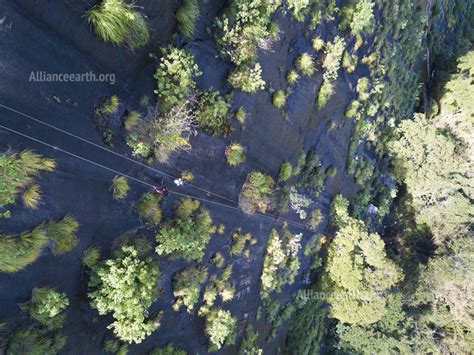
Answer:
0 0 472 353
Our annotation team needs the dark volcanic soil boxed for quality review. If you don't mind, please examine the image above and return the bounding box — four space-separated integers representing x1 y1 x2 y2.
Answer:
0 1 362 354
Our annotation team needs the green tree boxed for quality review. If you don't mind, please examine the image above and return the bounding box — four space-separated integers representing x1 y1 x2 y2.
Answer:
204 308 237 351
25 287 69 329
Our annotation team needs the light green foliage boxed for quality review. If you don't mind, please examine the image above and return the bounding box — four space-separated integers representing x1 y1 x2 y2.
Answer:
154 46 201 111
150 344 186 355
235 107 246 125
260 228 302 300
330 194 350 228
356 76 370 100
289 187 312 219
350 0 375 36
278 161 292 182
295 53 315 76
272 90 286 108
22 184 41 209
326 166 337 177
172 266 208 312
156 198 213 260
311 36 325 51
322 36 345 81
95 95 119 115
287 69 299 84
238 323 262 354
200 266 235 314
287 0 310 21
345 99 360 117
211 252 225 267
123 111 140 131
46 215 80 255
176 0 199 38
110 175 129 200
316 80 334 108
389 113 473 242
229 229 255 256
225 142 246 166
292 149 306 177
324 218 403 325
135 192 162 225
196 90 230 136
26 287 69 329
0 225 49 272
6 327 66 355
239 171 275 213
228 63 266 92
88 245 160 344
306 209 322 229
204 308 237 351
86 0 149 48
342 50 358 72
82 246 101 269
0 150 55 218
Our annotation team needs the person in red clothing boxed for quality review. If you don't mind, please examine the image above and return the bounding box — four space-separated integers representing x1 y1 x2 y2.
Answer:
154 185 169 197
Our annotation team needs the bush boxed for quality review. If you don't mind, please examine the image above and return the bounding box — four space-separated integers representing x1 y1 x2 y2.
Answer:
88 245 160 344
312 36 325 51
235 107 246 125
82 246 101 269
150 344 186 355
316 80 334 108
25 287 69 329
123 111 140 131
211 252 226 267
272 90 286 108
330 194 350 228
176 0 199 39
239 171 275 214
326 166 337 177
342 51 357 73
135 192 162 225
22 184 41 209
154 46 201 112
322 36 345 81
295 53 315 76
156 198 213 261
0 225 49 272
172 266 208 312
307 209 322 229
180 170 194 181
86 0 149 48
356 77 370 100
345 99 360 117
350 0 375 36
230 230 255 256
95 95 119 115
287 70 299 84
228 64 265 92
204 308 237 351
238 324 262 355
47 215 80 255
110 175 130 200
225 142 246 166
6 327 66 355
196 90 230 136
279 162 293 182
0 150 55 218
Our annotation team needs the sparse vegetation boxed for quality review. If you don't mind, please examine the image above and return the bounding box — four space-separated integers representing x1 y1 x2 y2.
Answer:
228 63 265 92
95 95 119 115
239 171 275 214
110 175 129 200
235 107 246 125
135 192 162 225
229 229 255 256
316 80 334 108
172 266 207 312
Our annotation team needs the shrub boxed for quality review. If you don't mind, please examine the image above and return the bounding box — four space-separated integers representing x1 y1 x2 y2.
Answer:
350 0 375 36
85 0 149 48
230 230 255 256
345 99 360 117
204 308 237 351
238 324 262 355
316 80 334 108
356 77 370 100
181 170 194 181
200 266 234 312
0 225 49 272
95 95 119 115
110 175 130 200
225 142 246 166
25 287 69 329
82 246 101 269
22 184 41 209
330 194 350 228
228 64 265 92
279 162 293 182
88 245 160 344
123 111 141 131
272 90 286 108
172 266 208 312
307 209 322 229
196 90 230 136
150 344 186 355
47 215 80 255
6 327 66 355
176 0 199 39
326 166 337 177
135 192 162 225
287 70 299 84
211 252 226 267
239 171 275 214
235 107 246 125
299 149 325 194
154 46 201 112
288 0 311 21
342 51 357 72
295 53 315 76
0 150 55 218
322 36 345 81
312 36 325 51
156 198 213 261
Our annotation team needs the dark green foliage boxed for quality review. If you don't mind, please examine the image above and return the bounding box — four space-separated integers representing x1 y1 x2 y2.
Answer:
238 323 261 354
95 95 119 115
25 287 69 329
176 0 199 39
211 252 225 267
306 209 322 229
47 215 80 255
150 344 186 355
110 175 129 200
229 230 255 256
86 0 149 48
196 90 230 136
135 192 162 225
299 150 325 194
172 266 208 312
329 194 350 228
6 327 66 355
82 246 101 269
278 161 292 182
156 198 213 261
239 171 275 214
